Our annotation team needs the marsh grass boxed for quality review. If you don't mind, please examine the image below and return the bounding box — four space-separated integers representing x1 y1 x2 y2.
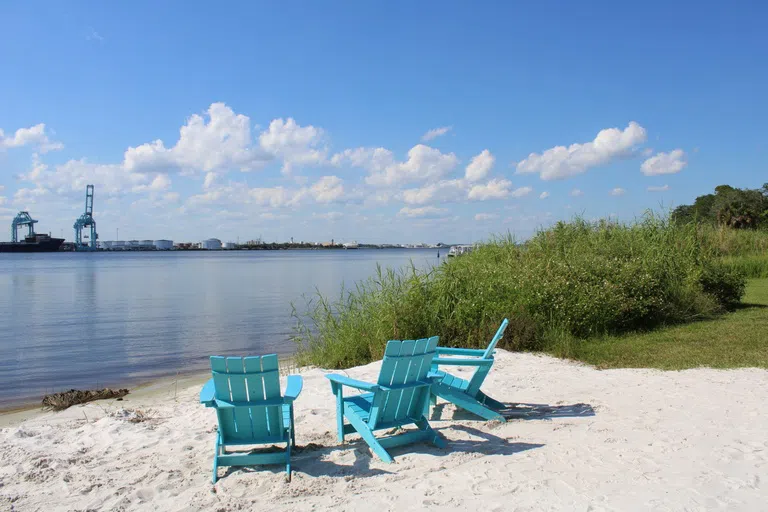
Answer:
293 215 753 368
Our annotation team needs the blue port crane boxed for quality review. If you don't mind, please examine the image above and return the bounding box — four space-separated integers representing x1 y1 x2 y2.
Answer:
11 211 38 242
73 185 98 251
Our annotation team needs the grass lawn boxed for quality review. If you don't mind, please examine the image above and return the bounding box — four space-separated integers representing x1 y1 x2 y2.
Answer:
550 278 768 370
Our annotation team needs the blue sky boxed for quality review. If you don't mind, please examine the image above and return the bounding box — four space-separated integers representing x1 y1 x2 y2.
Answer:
1 1 766 244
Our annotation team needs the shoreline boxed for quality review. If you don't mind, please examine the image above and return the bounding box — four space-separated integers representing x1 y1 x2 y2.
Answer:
0 355 299 426
0 369 211 428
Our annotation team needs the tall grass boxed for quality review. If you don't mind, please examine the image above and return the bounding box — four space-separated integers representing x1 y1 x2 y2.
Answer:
292 215 748 368
697 224 768 256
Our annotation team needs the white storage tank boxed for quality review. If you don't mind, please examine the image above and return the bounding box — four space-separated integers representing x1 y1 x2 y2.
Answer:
202 238 222 250
154 239 173 250
140 240 154 249
112 240 125 249
224 242 237 250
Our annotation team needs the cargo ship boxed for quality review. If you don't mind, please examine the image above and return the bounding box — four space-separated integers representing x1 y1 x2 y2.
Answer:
0 233 65 253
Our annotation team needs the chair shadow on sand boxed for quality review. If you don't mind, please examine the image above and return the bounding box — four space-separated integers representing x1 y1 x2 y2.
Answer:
219 426 544 481
431 401 596 422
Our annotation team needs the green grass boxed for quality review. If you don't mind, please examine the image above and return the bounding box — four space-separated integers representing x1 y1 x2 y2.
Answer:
293 215 751 369
549 279 768 370
721 254 768 278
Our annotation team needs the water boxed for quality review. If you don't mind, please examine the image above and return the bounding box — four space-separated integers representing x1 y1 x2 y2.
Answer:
0 249 444 408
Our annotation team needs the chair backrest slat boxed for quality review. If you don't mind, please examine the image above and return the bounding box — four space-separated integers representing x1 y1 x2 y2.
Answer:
482 318 509 360
259 355 283 436
371 337 438 428
210 355 285 442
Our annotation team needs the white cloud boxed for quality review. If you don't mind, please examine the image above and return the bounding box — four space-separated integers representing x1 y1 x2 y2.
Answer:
610 187 626 196
570 188 584 197
641 149 687 176
366 144 458 187
0 123 63 153
203 172 218 190
123 103 271 175
331 147 394 171
259 117 327 174
86 28 104 41
248 186 301 208
510 186 533 198
401 179 465 205
421 126 452 142
647 184 670 192
259 212 291 221
311 176 344 203
465 149 494 183
474 213 499 221
313 211 343 221
335 144 458 187
539 191 550 199
467 178 512 201
516 121 647 180
397 206 448 218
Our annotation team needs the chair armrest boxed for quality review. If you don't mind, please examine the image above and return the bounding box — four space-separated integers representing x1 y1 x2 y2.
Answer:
436 347 486 356
326 373 380 392
200 379 215 406
284 375 303 401
431 357 492 367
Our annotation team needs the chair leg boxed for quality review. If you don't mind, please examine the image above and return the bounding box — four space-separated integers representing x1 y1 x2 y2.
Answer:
289 405 297 448
436 389 506 422
476 391 506 411
346 412 393 463
416 417 446 449
334 387 345 443
212 435 220 484
285 440 292 482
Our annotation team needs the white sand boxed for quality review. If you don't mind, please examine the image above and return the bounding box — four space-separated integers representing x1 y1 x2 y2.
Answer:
1 350 767 511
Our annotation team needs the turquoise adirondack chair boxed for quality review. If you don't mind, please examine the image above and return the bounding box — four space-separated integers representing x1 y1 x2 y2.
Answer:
428 318 510 422
200 354 303 483
326 337 446 462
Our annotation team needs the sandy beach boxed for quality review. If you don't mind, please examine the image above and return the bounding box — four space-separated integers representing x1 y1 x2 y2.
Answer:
1 349 767 511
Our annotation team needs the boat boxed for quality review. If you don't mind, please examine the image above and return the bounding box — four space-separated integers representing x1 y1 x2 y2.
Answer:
447 244 474 257
0 233 66 253
343 241 359 249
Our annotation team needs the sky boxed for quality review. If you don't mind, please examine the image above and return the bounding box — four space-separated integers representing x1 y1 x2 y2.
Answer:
1 1 766 244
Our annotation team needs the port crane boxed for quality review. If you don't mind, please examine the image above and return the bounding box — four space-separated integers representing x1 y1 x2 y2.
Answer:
73 184 98 251
11 211 38 242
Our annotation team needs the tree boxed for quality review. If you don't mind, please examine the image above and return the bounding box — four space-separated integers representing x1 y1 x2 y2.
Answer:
673 183 768 229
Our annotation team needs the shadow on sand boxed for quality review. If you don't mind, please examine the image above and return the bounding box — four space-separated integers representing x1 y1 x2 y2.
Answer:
431 401 596 422
219 425 544 481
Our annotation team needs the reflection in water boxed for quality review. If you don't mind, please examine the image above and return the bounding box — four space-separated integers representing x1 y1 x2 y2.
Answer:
0 249 443 407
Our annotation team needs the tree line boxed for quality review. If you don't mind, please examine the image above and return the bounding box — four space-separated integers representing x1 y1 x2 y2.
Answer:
672 183 768 229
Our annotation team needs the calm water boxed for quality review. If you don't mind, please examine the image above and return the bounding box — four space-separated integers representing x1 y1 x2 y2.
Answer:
0 249 444 408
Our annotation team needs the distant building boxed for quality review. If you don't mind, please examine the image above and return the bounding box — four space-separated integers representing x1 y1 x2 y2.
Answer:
154 240 173 250
224 242 237 250
202 238 222 250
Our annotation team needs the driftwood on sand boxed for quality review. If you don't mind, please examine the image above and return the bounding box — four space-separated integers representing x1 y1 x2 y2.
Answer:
41 388 130 411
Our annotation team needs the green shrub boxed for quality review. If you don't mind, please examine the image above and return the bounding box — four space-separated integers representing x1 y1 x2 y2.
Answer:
699 261 747 308
293 215 749 368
